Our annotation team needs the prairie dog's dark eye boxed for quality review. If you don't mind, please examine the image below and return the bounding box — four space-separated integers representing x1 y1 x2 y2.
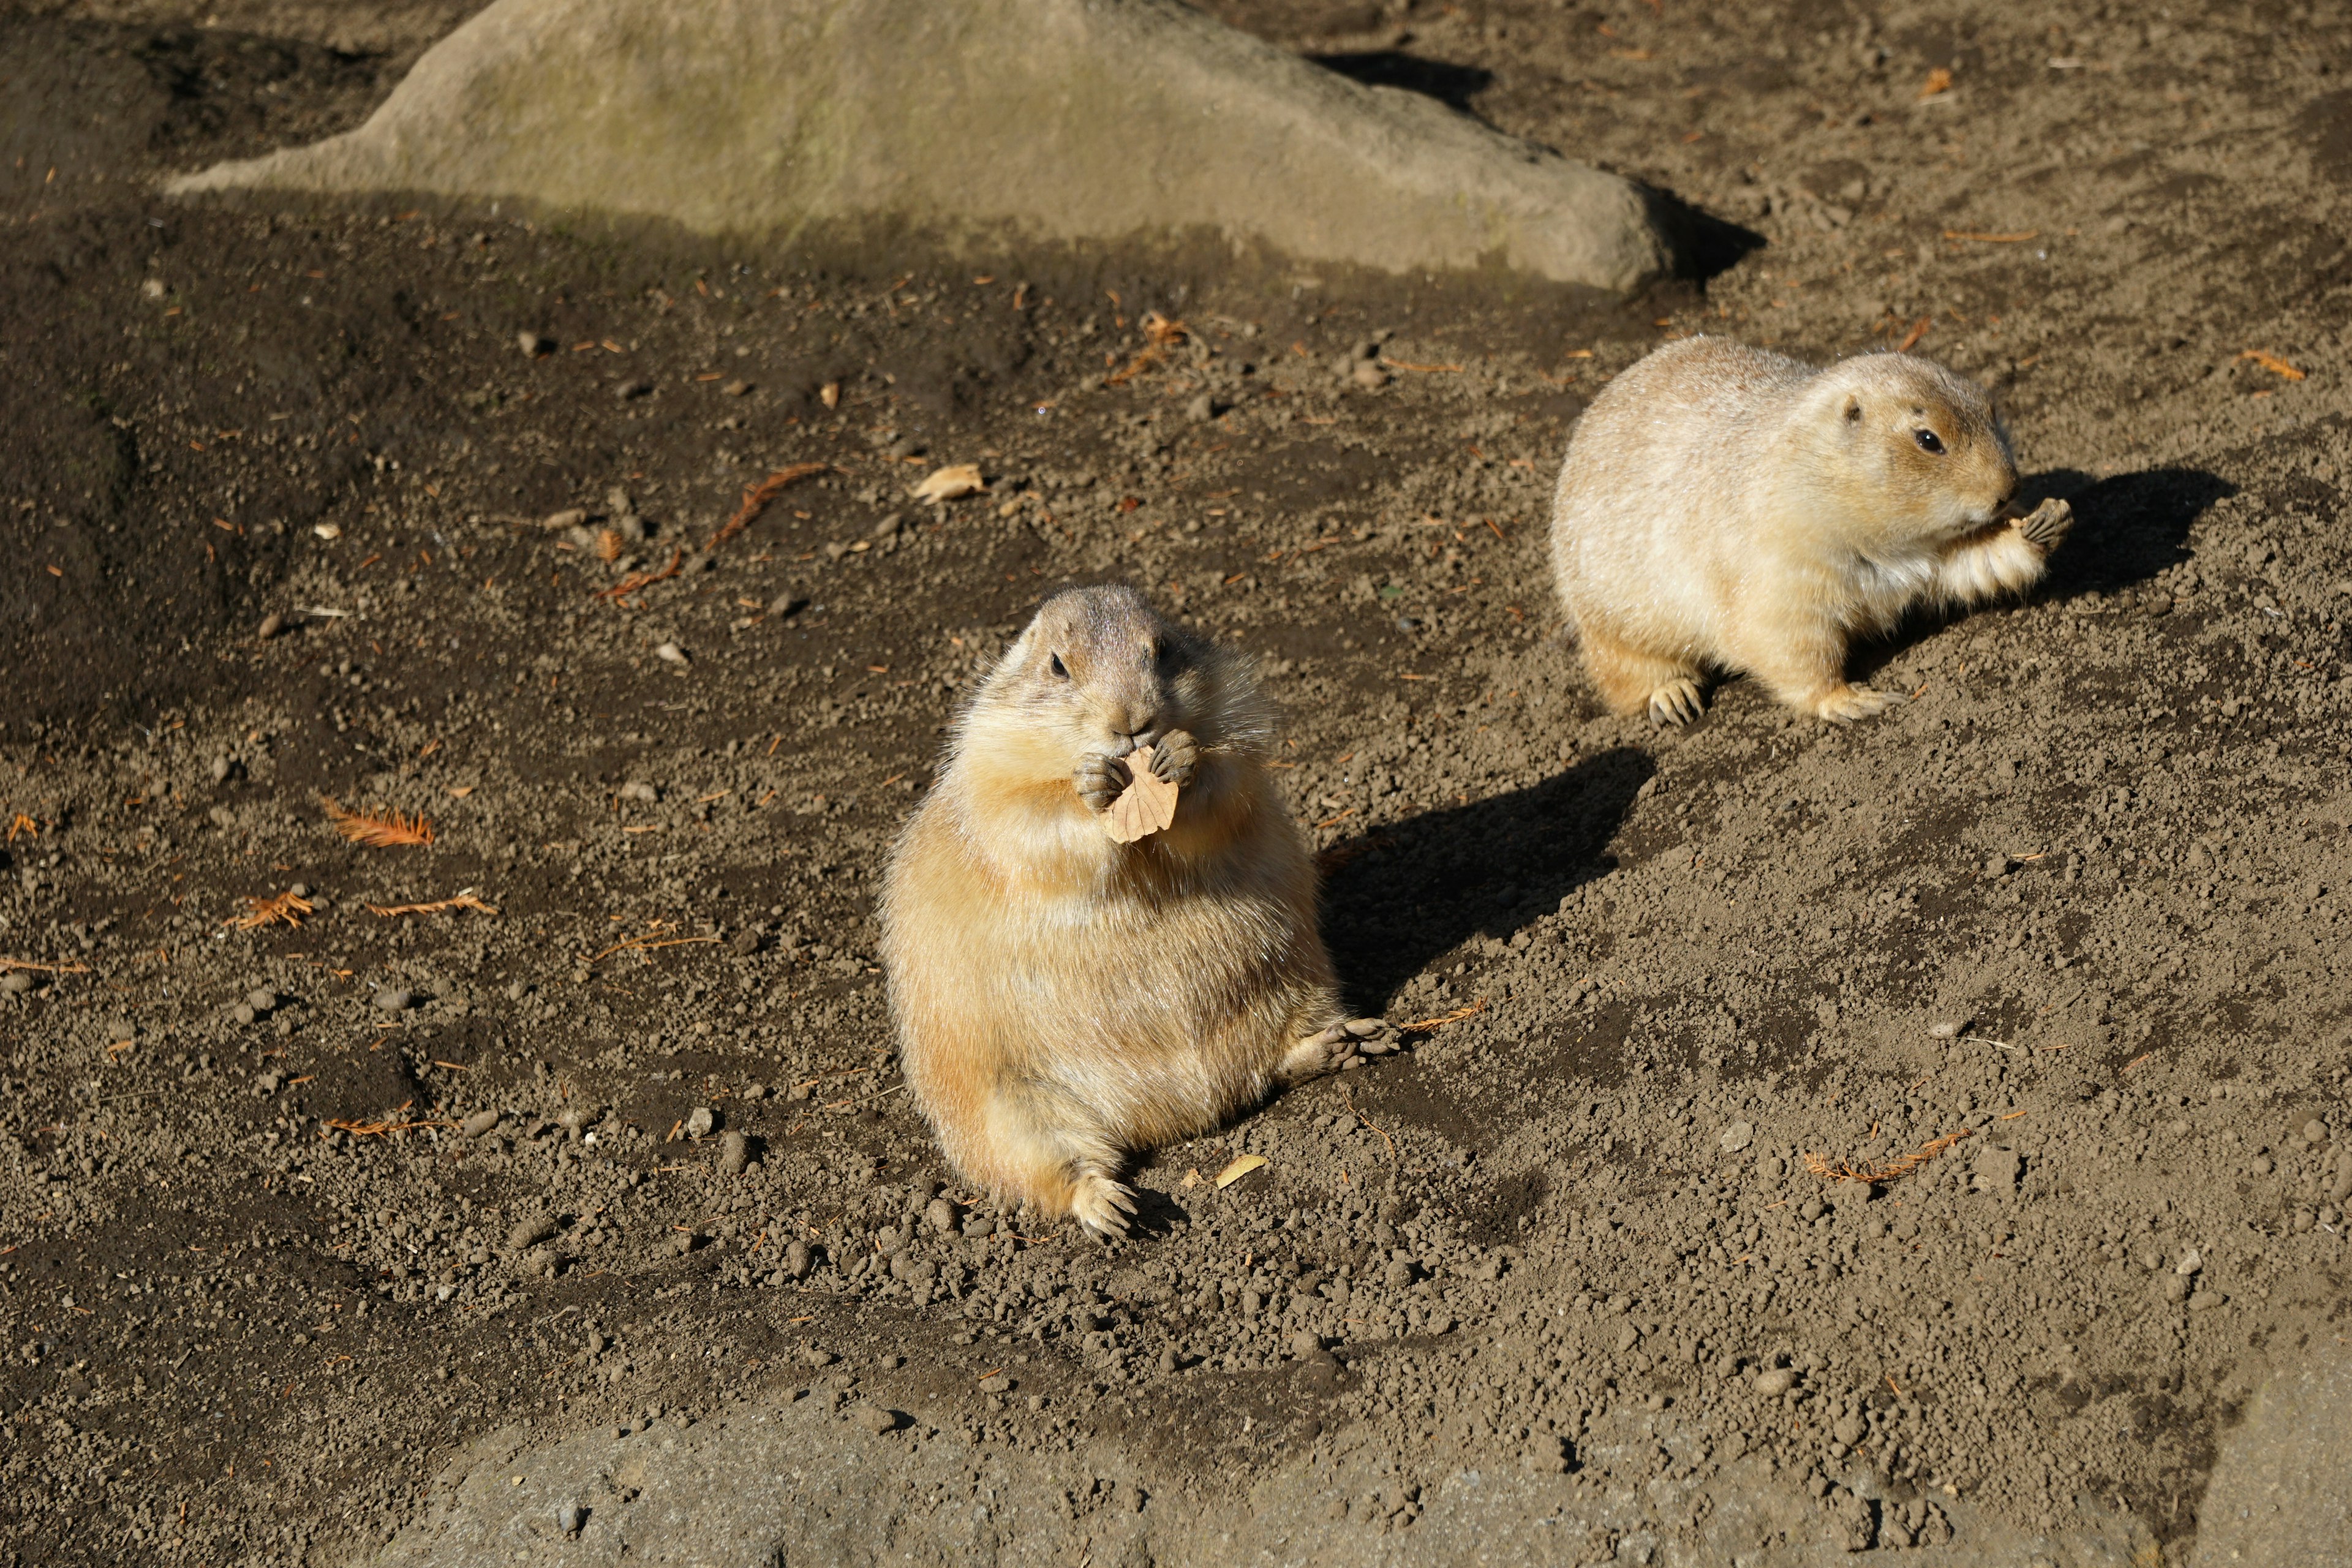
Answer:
1048 652 1069 679
1913 429 1946 455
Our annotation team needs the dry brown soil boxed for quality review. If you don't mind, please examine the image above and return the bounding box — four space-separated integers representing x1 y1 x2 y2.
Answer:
2 2 2350 1564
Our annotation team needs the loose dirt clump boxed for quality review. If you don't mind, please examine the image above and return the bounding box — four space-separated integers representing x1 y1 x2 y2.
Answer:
1 2 2348 1565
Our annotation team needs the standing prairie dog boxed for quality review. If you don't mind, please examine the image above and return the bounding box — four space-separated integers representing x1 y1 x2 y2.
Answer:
1548 336 2071 725
880 585 1387 1237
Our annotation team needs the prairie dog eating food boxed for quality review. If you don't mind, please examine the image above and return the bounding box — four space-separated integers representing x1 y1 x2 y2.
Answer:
880 585 1386 1236
1548 336 2070 725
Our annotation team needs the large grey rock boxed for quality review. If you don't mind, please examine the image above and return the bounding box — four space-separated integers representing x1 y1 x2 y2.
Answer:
361 1392 2159 1567
165 0 1676 291
2192 1344 2352 1568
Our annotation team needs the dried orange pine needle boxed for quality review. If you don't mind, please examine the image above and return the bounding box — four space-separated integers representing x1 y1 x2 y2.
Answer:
594 527 626 562
1804 1126 1973 1186
1404 999 1487 1033
594 547 685 602
367 891 498 919
1919 66 1953 98
4 813 36 843
320 796 435 848
710 462 827 552
2238 350 2305 382
227 891 316 930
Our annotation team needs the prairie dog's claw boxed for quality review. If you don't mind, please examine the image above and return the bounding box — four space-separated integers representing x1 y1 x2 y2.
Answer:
1075 753 1131 813
2010 497 2073 552
1647 679 1705 728
1812 684 1895 723
1150 729 1200 788
1072 1174 1137 1238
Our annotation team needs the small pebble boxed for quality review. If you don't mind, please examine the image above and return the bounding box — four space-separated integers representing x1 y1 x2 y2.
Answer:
851 1402 899 1434
246 988 279 1013
1 971 35 995
870 513 905 540
616 379 653 400
654 642 690 666
1351 360 1389 390
728 929 762 957
1287 1330 1325 1360
1754 1368 1797 1397
461 1109 501 1138
801 1345 837 1368
685 1106 715 1138
718 1130 749 1175
556 1502 581 1534
977 1373 1012 1393
2174 1249 2203 1276
517 331 553 357
257 612 285 641
722 379 750 396
507 1216 557 1252
1185 392 1218 423
924 1196 957 1235
784 1240 813 1280
1719 1121 1754 1153
372 988 414 1013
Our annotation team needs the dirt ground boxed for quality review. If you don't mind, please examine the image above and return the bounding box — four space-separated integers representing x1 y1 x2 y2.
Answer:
4 1 2351 1563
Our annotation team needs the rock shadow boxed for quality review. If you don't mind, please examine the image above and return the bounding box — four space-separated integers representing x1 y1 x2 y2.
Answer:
1319 746 1653 1016
1309 50 1493 113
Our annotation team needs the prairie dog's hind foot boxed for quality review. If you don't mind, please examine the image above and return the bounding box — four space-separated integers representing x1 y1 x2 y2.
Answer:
1070 1172 1138 1239
1810 683 1896 723
1279 1017 1393 1084
1648 677 1706 728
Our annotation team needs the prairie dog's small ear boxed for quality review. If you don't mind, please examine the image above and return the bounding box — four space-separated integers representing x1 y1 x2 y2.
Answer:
1842 393 1863 425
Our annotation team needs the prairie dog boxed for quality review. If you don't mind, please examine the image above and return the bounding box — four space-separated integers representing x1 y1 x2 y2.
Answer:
1548 336 2070 725
880 585 1385 1236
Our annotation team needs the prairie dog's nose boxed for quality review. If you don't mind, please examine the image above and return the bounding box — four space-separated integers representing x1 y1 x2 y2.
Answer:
1111 710 1162 756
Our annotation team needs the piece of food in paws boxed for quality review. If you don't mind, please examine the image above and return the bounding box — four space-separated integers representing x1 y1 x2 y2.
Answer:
1102 742 1181 843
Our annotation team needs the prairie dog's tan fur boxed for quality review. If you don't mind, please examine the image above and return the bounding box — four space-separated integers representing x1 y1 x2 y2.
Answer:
880 585 1382 1236
1549 336 2070 725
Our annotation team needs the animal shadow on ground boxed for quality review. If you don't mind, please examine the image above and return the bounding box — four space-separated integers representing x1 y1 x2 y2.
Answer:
1310 50 1493 112
1319 745 1654 1017
1850 464 2233 684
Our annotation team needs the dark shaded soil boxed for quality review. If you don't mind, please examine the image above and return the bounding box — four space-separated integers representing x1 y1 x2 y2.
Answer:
2 2 2349 1564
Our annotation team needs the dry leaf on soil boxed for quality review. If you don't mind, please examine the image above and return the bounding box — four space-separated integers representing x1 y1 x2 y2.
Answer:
1102 744 1180 844
1215 1153 1267 1189
911 463 985 504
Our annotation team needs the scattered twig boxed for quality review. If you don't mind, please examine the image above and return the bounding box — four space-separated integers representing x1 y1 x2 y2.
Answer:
593 547 685 601
321 796 435 848
579 922 723 966
5 813 36 844
367 890 499 919
1340 1085 1398 1163
1959 1033 2021 1055
1403 999 1487 1033
1941 229 2038 243
1804 1126 1973 1186
709 463 827 552
227 891 315 931
0 957 92 974
326 1116 454 1138
2238 350 2305 382
1105 312 1187 386
1896 316 1932 352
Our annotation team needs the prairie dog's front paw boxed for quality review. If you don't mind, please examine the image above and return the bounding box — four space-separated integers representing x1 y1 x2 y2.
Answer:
1811 684 1894 723
2010 497 2073 552
1071 1174 1137 1239
1150 729 1199 788
1075 753 1131 813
